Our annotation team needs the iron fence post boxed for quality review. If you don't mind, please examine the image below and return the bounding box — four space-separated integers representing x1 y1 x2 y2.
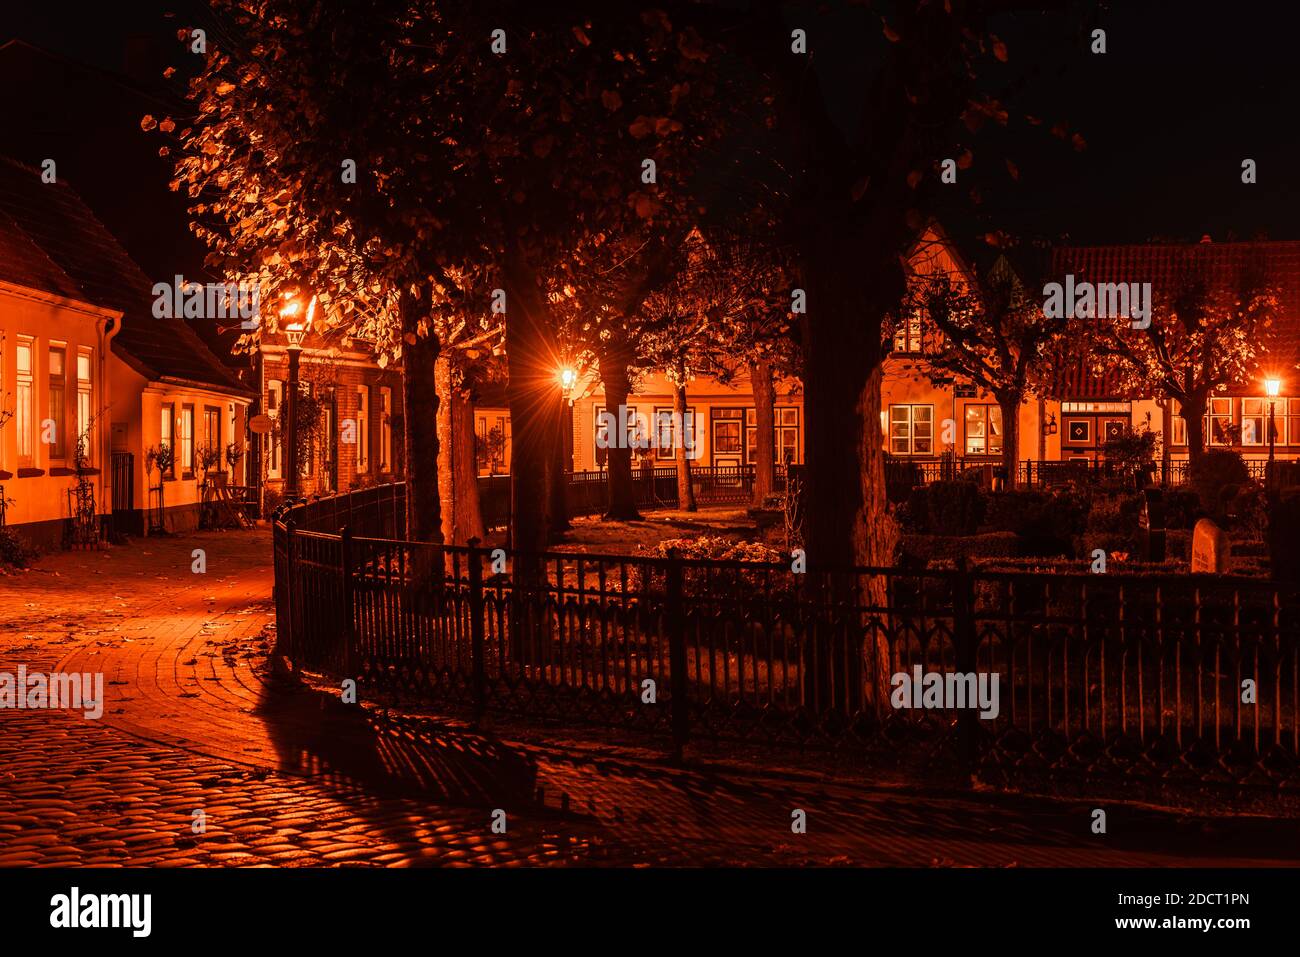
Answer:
468 536 487 723
340 526 356 681
284 519 298 670
666 550 690 762
953 557 978 780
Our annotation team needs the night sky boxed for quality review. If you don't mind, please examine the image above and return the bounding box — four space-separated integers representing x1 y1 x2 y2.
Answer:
2 0 1296 248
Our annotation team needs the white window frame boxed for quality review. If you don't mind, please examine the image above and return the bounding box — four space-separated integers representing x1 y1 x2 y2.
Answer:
16 336 34 467
889 404 933 455
355 385 370 473
379 386 392 472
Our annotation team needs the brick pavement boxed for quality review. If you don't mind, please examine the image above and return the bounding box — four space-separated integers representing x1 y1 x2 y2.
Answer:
1 530 1297 867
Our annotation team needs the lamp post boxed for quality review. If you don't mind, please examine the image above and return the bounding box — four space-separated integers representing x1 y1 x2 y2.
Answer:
282 296 310 499
560 367 577 473
1265 377 1281 488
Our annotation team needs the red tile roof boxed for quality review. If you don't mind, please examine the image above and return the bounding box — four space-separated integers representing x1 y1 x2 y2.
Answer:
1047 240 1300 398
0 156 250 396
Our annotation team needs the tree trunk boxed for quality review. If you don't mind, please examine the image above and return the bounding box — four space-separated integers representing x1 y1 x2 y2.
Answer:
801 236 901 716
999 394 1020 490
502 252 555 563
435 355 485 546
400 284 443 544
1182 391 1208 465
599 347 642 520
750 358 776 508
673 380 696 511
802 247 897 574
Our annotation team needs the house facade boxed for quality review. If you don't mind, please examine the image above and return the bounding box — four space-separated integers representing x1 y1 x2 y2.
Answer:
474 366 804 480
882 230 1300 479
253 332 405 504
0 156 252 546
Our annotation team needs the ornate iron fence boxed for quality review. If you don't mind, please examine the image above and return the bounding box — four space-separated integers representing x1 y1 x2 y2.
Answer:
273 483 1300 784
885 454 1293 495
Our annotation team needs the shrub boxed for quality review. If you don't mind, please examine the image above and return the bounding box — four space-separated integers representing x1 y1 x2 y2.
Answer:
1268 492 1300 584
263 487 284 516
1163 488 1202 529
632 535 787 597
639 535 783 564
1101 425 1159 473
899 531 1019 564
1189 450 1249 520
984 487 1089 556
901 480 985 536
0 527 34 568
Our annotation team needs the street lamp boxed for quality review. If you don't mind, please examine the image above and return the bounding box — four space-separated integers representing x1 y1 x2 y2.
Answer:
559 367 577 472
282 296 313 498
1265 376 1282 487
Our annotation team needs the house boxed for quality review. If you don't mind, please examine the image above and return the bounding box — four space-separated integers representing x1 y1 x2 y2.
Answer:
882 225 1300 479
0 155 252 545
473 365 803 481
0 40 404 510
255 328 404 503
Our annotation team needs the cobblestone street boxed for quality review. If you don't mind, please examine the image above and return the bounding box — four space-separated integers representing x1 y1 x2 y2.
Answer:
1 530 1297 868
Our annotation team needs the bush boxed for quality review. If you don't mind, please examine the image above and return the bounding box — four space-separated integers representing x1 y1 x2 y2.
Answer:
899 531 1019 564
1163 488 1202 529
1189 450 1249 520
900 480 985 536
0 527 34 568
984 487 1089 556
632 535 787 597
1080 492 1146 557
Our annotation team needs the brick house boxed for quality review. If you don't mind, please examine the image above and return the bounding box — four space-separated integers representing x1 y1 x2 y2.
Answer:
253 331 404 503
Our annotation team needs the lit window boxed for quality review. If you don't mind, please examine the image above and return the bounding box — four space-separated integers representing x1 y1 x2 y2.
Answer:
48 345 66 460
266 381 283 479
889 404 933 455
181 405 195 474
160 403 175 476
963 404 1003 455
1241 398 1267 446
1208 397 1235 446
76 348 93 465
16 338 34 465
379 387 392 472
654 406 699 461
355 385 370 473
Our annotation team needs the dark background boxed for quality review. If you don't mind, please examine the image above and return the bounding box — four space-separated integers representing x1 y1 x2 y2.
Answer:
1 0 1295 249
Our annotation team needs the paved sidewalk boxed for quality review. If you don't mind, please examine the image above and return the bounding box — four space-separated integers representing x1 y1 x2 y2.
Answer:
1 530 1297 867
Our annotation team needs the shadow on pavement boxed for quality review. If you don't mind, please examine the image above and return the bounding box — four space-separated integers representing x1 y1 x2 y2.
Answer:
254 674 539 812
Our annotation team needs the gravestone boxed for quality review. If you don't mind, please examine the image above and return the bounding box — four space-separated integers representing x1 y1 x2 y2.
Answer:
1139 488 1166 562
1191 518 1228 573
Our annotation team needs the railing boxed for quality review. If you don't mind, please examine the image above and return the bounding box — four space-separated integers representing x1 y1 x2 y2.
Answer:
273 483 1300 784
885 455 1299 496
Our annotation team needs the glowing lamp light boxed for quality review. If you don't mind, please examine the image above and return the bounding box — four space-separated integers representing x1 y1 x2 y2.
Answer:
282 295 316 349
559 367 578 394
1265 377 1282 398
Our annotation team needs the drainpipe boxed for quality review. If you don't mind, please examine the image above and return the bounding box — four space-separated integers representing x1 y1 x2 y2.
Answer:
100 311 123 524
